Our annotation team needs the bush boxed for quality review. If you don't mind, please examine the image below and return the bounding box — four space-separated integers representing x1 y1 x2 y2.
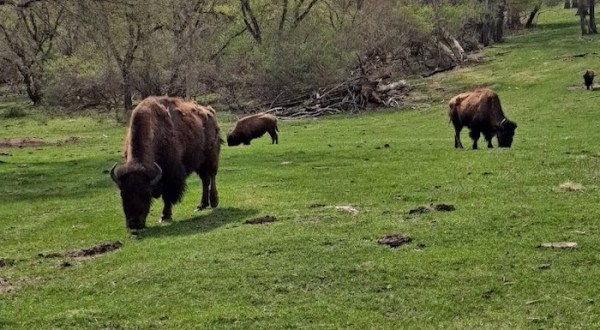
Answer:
1 106 26 118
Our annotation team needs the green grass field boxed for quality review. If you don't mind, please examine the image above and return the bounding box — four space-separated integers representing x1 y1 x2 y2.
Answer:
2 8 600 329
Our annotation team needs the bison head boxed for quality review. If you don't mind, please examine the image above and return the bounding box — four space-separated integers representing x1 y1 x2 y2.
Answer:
226 132 242 146
497 119 517 148
110 162 162 229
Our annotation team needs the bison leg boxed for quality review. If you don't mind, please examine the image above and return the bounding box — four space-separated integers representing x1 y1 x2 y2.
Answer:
267 128 278 144
160 199 173 223
209 174 218 208
469 130 480 150
483 131 494 149
453 125 464 149
196 172 210 211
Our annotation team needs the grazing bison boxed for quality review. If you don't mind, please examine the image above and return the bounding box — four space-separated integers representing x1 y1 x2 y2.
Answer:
583 69 595 90
227 113 278 146
448 88 517 149
110 96 221 230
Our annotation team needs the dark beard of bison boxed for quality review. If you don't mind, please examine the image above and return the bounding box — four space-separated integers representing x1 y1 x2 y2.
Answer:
496 119 517 148
226 133 242 146
121 188 152 230
111 163 162 230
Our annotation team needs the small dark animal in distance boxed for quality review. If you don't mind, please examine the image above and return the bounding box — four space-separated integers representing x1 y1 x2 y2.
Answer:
583 69 595 90
448 88 517 149
227 113 279 146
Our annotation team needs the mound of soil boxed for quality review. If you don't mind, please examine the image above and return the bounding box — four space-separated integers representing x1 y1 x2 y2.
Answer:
408 203 456 215
408 206 431 215
0 136 81 149
37 241 123 260
245 216 277 225
378 234 412 248
37 252 62 259
0 277 14 293
309 203 326 208
0 137 47 148
66 241 122 258
0 258 15 268
430 203 456 211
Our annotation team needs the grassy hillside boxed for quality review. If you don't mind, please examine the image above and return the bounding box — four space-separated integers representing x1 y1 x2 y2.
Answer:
2 8 600 329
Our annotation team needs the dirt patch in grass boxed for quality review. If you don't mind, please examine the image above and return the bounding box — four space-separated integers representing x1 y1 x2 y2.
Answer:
66 241 122 258
245 216 277 225
556 181 584 192
537 242 578 249
38 241 122 260
335 205 359 216
408 203 456 215
378 234 412 248
308 203 326 208
0 136 81 149
0 277 15 294
0 258 15 268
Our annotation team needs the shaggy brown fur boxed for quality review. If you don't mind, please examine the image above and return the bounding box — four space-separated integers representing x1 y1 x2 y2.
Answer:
584 69 595 90
448 88 517 149
110 96 221 229
227 113 278 146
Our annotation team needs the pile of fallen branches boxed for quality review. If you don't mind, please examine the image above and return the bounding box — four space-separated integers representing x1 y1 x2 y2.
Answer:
258 75 410 119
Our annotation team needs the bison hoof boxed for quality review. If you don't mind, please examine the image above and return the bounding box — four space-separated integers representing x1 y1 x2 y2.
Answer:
159 216 172 224
195 204 208 212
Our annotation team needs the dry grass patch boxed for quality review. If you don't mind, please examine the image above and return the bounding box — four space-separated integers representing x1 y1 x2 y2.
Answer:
556 181 584 192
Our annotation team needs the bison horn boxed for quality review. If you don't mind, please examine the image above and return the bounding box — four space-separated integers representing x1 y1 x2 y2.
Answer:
150 162 162 187
110 163 121 186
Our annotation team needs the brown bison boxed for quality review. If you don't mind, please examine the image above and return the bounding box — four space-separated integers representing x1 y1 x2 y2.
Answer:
110 96 221 230
227 113 278 146
448 88 517 149
584 69 595 90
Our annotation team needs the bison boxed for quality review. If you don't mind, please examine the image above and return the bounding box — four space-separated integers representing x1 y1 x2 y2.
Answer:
227 113 278 146
448 88 517 149
584 69 595 90
110 96 221 230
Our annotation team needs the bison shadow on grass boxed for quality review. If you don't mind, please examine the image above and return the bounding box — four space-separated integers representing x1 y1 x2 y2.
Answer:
139 207 258 238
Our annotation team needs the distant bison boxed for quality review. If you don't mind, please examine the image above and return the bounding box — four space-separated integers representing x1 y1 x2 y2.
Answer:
227 113 278 146
584 69 595 90
448 88 517 149
110 96 221 230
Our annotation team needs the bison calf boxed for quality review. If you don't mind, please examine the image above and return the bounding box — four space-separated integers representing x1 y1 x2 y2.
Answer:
227 113 279 146
584 69 595 90
448 88 517 149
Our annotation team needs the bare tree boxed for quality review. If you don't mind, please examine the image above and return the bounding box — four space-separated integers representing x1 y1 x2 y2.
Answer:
588 0 597 33
239 0 262 43
0 0 46 7
76 0 163 118
323 0 364 31
238 0 320 43
577 0 589 35
0 1 65 104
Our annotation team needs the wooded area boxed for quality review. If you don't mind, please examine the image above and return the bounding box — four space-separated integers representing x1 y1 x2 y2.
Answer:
0 0 585 119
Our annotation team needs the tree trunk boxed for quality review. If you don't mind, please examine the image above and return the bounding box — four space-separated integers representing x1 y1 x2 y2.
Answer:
478 20 492 46
589 0 597 33
17 66 42 104
23 73 42 104
578 0 589 35
121 70 133 121
525 6 539 28
494 0 505 42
